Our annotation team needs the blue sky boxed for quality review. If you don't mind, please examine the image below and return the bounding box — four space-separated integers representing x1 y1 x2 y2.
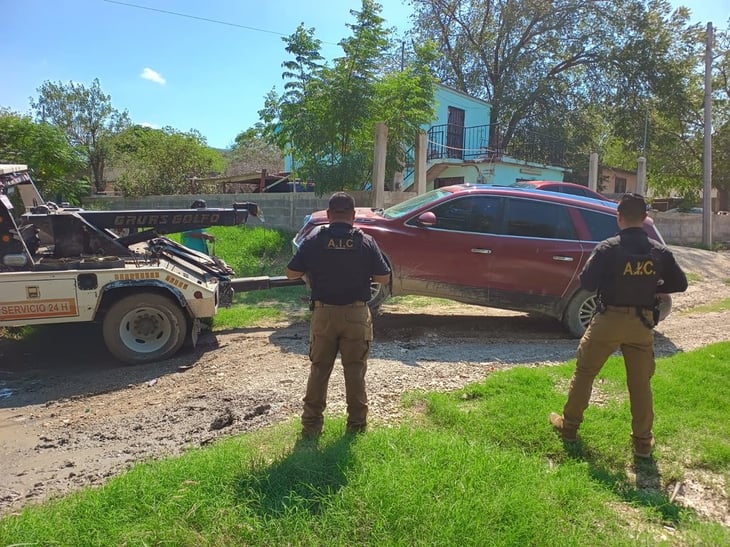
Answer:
1 0 728 150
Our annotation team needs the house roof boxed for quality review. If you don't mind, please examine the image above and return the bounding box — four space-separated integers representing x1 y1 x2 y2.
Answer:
435 82 491 107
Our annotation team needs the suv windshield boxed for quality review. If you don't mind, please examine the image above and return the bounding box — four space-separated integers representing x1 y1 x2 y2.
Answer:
383 188 453 219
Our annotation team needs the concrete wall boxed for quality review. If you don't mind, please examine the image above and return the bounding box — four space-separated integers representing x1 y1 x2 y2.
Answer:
650 212 730 246
82 191 416 233
82 193 730 245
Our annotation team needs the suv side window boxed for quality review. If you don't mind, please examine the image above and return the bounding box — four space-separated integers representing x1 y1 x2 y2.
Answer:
577 208 618 241
428 196 502 234
503 198 577 240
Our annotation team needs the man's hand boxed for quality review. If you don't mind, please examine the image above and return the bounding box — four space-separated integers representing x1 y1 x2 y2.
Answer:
204 233 216 242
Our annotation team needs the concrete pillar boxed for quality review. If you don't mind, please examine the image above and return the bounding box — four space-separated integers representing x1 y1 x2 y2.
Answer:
373 122 387 208
636 157 646 196
588 153 599 191
415 130 427 195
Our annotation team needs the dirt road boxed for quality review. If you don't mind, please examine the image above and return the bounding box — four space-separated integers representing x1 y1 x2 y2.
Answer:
1 246 729 523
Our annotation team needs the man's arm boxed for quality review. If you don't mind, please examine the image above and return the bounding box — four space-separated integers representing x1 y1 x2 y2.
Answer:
286 268 304 280
658 251 688 294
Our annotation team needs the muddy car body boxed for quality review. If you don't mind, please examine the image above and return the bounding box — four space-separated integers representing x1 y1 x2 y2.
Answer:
293 184 664 337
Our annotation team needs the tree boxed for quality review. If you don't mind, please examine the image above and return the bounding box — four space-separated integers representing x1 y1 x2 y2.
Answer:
261 0 436 194
31 79 130 192
406 0 705 189
111 125 224 197
225 124 284 176
0 110 90 204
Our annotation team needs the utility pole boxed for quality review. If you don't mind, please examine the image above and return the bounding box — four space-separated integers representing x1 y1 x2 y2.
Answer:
702 22 714 248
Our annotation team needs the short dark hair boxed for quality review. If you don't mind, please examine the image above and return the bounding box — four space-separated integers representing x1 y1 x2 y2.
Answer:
617 193 647 222
328 192 355 213
190 199 207 209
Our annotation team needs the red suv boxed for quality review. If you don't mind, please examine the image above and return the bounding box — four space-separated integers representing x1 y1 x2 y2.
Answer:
292 185 664 337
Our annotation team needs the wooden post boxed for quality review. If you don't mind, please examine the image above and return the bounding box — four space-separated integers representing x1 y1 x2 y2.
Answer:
415 130 427 195
259 169 267 193
588 153 599 192
636 157 646 196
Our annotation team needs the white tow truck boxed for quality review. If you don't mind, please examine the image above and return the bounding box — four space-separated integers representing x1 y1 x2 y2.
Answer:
0 164 300 364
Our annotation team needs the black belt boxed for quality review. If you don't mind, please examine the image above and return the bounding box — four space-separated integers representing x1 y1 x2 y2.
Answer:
312 301 367 308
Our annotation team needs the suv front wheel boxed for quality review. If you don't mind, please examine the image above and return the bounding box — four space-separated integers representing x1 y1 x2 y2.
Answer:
562 289 598 338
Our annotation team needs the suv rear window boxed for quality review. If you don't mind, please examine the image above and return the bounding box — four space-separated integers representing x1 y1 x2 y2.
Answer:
578 208 618 241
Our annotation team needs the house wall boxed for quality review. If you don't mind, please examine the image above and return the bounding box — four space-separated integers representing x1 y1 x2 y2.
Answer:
490 160 567 185
429 86 491 156
601 167 637 194
428 161 566 188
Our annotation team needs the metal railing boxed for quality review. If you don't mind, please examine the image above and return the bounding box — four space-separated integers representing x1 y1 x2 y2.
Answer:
403 124 567 184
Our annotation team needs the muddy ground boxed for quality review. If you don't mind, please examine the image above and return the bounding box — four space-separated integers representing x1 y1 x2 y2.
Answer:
0 246 729 525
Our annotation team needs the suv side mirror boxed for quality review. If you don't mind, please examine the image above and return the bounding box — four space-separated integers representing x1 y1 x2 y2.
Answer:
417 211 437 227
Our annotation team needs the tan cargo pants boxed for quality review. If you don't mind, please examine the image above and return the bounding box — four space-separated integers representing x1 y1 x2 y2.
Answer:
562 306 656 441
301 302 372 435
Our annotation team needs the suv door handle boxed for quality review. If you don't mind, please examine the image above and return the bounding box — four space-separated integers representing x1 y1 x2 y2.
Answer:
552 255 574 262
471 248 492 254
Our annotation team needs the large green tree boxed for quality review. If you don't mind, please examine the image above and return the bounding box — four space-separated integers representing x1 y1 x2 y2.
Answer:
261 0 436 194
0 110 89 204
406 0 706 195
111 125 224 197
31 78 130 192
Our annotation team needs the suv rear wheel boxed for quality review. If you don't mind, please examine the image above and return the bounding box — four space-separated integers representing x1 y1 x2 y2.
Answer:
563 289 598 338
368 281 390 313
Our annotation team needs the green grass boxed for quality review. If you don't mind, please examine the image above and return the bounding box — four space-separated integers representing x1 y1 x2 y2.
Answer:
685 272 702 284
387 295 461 307
2 343 729 545
684 298 730 314
177 225 310 329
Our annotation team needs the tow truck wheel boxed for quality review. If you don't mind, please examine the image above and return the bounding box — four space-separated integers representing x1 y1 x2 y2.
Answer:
103 293 187 365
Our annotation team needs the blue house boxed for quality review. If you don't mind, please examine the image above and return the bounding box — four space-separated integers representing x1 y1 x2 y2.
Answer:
401 84 569 191
284 83 569 192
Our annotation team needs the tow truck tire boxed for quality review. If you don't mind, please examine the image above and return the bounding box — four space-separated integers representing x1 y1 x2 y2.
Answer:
102 293 187 365
562 289 598 338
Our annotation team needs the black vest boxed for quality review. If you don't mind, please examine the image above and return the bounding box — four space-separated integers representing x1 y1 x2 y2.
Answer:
601 243 662 308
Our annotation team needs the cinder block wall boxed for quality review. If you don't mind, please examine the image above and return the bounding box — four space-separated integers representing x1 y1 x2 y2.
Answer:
82 193 730 245
649 212 730 246
82 191 415 233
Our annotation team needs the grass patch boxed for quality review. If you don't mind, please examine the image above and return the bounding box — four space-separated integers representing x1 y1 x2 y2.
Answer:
177 225 309 329
3 343 729 545
685 272 702 284
684 298 730 314
387 295 461 308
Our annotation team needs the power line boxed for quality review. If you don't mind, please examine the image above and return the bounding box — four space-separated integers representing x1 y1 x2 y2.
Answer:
102 0 339 45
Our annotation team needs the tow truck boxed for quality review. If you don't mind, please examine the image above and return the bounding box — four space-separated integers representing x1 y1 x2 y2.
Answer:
0 164 301 364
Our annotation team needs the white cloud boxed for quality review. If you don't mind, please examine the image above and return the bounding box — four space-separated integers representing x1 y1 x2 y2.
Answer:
140 67 166 85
